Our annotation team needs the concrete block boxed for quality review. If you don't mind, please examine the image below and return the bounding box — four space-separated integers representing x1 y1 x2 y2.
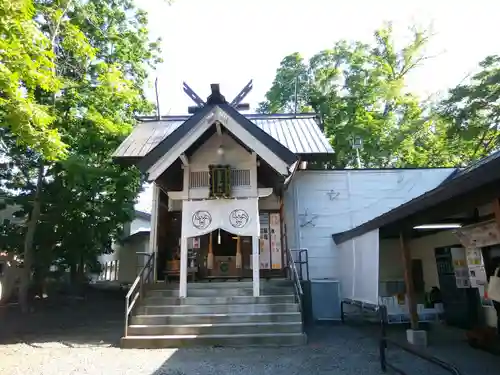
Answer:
406 329 428 347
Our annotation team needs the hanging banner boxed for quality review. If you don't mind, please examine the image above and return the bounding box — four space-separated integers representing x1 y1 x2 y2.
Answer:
270 213 282 269
182 198 259 238
259 213 271 269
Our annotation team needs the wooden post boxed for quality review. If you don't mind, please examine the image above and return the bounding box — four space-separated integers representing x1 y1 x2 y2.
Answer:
400 231 419 330
235 236 242 269
179 236 188 298
252 236 260 296
150 183 160 282
492 198 500 231
207 232 213 270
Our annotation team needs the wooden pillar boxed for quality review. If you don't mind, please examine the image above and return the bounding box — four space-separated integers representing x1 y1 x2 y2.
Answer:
400 231 419 330
179 236 188 298
236 236 242 269
207 232 213 270
492 198 500 231
252 236 260 296
150 183 160 282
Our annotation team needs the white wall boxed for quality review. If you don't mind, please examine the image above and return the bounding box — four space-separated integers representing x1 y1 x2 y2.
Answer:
189 132 252 170
130 216 151 236
97 215 151 283
379 231 458 290
284 168 454 282
182 132 258 200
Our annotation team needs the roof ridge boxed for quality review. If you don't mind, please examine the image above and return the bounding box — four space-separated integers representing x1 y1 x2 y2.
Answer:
136 112 319 122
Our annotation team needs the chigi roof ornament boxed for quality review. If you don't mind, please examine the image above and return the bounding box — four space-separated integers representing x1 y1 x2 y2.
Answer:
184 80 253 114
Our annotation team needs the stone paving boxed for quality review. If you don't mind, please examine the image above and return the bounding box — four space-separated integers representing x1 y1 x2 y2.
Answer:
0 289 499 375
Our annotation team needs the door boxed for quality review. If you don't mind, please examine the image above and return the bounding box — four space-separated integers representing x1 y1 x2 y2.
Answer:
435 247 479 329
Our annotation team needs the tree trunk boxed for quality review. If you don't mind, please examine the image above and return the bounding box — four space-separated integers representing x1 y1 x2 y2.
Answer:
19 163 44 313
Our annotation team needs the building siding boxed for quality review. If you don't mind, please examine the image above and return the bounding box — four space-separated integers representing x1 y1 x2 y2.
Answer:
284 168 455 281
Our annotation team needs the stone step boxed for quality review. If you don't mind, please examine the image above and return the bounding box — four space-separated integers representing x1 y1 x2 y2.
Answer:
130 312 302 325
121 332 306 348
142 295 296 306
149 279 291 290
127 322 303 336
147 287 294 297
137 303 299 315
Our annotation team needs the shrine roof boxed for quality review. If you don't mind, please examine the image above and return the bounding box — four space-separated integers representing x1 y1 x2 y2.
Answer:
113 111 333 159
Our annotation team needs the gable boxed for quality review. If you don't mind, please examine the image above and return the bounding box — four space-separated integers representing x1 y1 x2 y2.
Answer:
141 105 300 181
189 132 252 168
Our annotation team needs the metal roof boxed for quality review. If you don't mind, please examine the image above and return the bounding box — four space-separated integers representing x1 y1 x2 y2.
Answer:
332 150 500 244
113 112 333 158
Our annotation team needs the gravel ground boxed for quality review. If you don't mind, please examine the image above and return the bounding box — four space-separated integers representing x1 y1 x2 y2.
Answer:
1 290 499 375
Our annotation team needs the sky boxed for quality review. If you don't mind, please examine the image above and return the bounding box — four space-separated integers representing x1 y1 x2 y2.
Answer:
134 0 500 213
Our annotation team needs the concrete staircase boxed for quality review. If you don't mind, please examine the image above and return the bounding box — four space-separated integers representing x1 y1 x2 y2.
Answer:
121 279 306 348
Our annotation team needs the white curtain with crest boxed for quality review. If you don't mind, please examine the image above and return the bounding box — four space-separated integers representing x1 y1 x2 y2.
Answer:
181 198 260 238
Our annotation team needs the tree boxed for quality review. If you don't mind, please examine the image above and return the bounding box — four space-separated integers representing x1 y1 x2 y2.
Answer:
0 0 66 159
439 55 500 162
257 53 311 114
260 23 456 168
0 0 161 311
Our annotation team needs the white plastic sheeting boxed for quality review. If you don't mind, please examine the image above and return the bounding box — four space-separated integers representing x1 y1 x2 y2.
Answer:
337 229 380 305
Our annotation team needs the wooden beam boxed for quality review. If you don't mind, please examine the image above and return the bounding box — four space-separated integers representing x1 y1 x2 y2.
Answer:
179 153 189 167
400 232 419 330
389 179 500 233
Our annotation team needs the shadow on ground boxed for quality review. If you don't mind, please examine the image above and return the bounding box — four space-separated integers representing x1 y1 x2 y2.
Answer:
2 295 500 375
147 325 385 375
146 324 500 375
0 287 124 348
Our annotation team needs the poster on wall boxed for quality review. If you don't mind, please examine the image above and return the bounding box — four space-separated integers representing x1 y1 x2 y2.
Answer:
466 247 488 288
269 213 282 269
451 247 470 288
259 213 271 269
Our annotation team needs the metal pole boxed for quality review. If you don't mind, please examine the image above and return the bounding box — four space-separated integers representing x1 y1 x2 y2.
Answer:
379 304 388 372
293 76 298 114
155 77 161 120
356 148 361 169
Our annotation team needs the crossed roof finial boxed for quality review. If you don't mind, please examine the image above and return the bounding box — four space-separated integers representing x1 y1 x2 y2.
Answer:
183 81 253 114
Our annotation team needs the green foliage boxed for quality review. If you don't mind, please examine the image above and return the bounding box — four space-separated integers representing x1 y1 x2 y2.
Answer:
0 0 65 159
439 55 500 161
0 0 161 281
260 23 485 169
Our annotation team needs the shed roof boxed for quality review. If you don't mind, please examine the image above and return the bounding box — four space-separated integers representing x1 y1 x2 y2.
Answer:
332 150 500 244
113 112 333 159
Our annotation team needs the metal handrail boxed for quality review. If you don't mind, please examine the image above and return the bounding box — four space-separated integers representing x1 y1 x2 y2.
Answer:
340 298 379 323
124 252 155 337
378 305 462 375
380 336 462 375
290 248 309 281
285 247 303 314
